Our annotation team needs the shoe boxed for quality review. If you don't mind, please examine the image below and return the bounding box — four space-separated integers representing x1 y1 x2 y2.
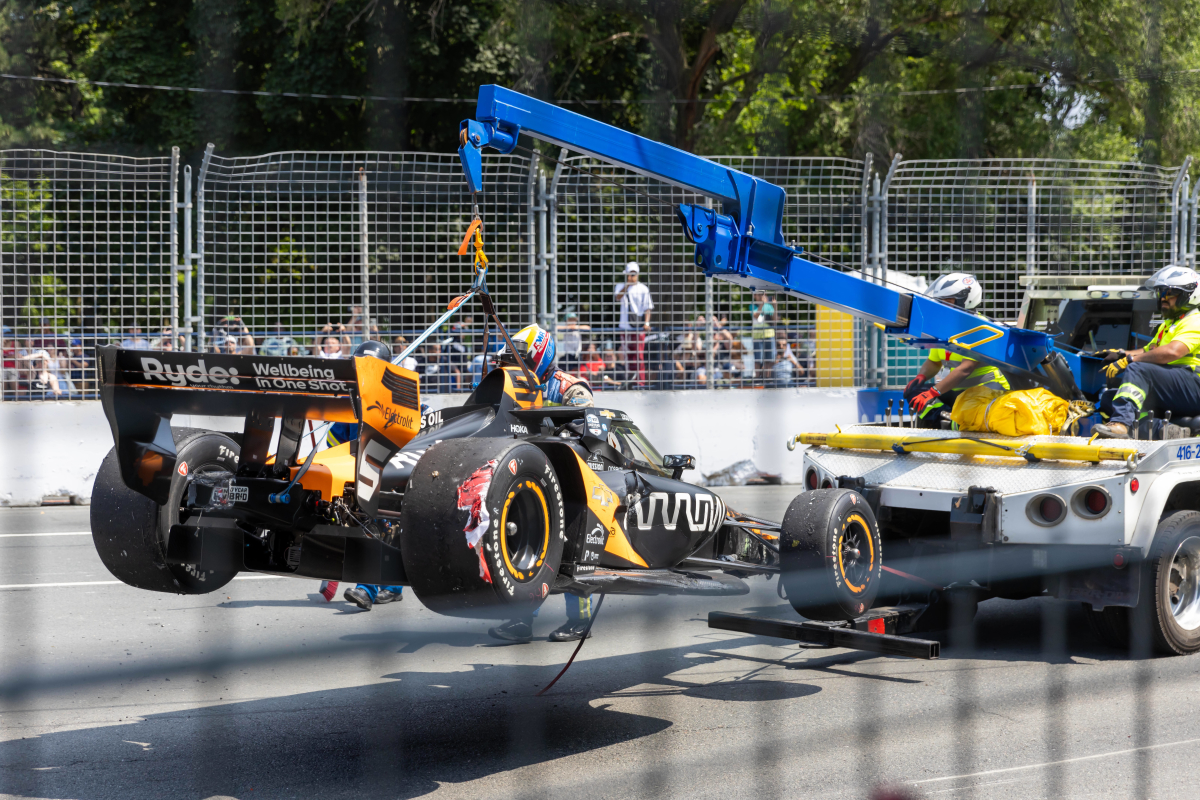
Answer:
488 618 533 642
1093 422 1130 439
548 620 592 642
344 586 373 611
375 588 402 604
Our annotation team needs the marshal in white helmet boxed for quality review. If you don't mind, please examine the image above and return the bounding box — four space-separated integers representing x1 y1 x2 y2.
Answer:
924 272 983 310
1145 265 1200 316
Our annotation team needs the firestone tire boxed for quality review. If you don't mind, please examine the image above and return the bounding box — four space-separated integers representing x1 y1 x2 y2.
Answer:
780 489 882 622
398 439 565 619
91 427 240 594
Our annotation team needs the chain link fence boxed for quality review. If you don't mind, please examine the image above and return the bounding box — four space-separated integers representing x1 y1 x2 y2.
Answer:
1 150 176 400
0 148 1191 400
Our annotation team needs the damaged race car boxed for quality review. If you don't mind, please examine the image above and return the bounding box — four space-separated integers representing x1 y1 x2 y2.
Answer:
90 268 885 631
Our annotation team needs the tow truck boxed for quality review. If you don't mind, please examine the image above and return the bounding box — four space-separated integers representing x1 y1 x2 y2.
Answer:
458 87 1200 655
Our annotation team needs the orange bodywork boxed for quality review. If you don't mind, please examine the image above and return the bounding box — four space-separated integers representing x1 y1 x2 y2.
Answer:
355 356 422 449
289 441 357 501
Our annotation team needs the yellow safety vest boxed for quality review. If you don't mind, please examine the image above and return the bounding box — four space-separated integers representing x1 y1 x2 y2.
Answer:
1146 308 1200 371
929 348 1011 391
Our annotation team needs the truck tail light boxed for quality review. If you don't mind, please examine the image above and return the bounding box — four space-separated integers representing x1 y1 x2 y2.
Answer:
1071 486 1112 519
805 468 819 491
1130 478 1140 494
1027 493 1066 526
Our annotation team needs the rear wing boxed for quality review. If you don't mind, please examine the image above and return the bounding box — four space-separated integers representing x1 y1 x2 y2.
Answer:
97 346 420 509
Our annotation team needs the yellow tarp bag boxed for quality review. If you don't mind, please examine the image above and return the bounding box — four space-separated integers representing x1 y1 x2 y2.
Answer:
950 385 1069 436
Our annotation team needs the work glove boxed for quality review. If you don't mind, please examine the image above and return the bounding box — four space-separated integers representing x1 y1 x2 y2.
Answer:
1095 349 1127 364
903 377 931 403
1103 356 1130 379
910 387 941 414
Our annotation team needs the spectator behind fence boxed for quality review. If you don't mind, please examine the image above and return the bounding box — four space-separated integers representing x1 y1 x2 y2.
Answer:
776 332 808 386
614 261 653 387
120 325 149 350
238 334 257 355
35 320 69 353
578 342 606 383
67 341 93 394
558 310 590 373
261 326 301 356
18 345 71 398
2 330 18 393
318 336 343 358
750 290 776 381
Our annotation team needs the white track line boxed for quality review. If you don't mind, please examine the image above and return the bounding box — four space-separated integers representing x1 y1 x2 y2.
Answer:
0 575 283 590
910 737 1200 785
0 531 91 538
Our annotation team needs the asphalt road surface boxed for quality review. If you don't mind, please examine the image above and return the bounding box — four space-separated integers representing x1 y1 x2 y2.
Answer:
2 486 1198 800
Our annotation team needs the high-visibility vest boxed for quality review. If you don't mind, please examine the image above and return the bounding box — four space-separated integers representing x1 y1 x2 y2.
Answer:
929 348 1011 391
1146 308 1200 371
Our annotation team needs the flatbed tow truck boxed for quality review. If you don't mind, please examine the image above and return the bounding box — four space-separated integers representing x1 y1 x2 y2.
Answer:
88 87 1200 663
457 88 1200 656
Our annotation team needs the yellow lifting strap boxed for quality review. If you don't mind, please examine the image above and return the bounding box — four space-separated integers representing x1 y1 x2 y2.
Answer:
791 430 1140 464
457 218 489 277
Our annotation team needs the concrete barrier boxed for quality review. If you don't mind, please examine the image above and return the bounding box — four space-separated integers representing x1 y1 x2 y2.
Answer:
0 387 855 505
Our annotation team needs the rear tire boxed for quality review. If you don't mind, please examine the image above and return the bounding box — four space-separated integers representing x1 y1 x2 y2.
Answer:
780 489 882 621
91 427 240 594
399 439 564 619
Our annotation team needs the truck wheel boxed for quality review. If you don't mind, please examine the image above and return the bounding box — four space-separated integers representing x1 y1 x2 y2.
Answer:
91 427 241 594
398 438 564 619
1146 511 1200 655
780 489 882 621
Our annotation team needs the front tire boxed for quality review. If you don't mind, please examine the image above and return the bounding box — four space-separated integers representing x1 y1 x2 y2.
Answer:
780 489 882 621
399 439 565 618
91 427 241 594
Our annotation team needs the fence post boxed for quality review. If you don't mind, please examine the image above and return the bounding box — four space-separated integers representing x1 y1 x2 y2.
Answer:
527 156 538 327
1185 176 1195 268
169 147 180 349
182 165 194 352
1026 176 1037 276
537 167 549 328
196 143 214 352
878 153 902 388
1169 157 1191 266
1181 173 1192 268
359 168 370 336
548 149 568 346
859 155 873 389
705 196 715 384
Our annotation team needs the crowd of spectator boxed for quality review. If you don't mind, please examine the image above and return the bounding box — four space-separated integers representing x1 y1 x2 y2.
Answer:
2 284 816 400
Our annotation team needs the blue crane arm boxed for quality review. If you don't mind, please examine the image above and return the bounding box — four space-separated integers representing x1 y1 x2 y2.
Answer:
458 85 1103 394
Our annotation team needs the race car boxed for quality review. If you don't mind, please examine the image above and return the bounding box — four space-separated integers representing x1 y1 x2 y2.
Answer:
89 325 880 623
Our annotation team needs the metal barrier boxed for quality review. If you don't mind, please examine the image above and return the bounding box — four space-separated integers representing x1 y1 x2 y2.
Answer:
0 148 1192 399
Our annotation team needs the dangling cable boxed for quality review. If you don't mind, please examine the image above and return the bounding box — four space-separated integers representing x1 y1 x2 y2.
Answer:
536 595 605 696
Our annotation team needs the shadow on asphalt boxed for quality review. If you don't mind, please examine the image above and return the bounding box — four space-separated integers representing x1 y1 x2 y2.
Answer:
0 596 1139 799
0 627 825 800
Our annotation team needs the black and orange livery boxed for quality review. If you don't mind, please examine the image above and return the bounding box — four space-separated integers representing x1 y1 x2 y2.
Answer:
91 344 867 623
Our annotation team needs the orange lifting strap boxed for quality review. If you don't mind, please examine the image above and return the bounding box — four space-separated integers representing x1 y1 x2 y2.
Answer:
457 218 489 276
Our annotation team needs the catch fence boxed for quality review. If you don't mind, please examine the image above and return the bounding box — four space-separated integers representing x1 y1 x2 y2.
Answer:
0 148 1193 400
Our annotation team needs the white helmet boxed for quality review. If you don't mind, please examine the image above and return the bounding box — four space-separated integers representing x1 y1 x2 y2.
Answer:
925 272 983 309
1145 265 1200 313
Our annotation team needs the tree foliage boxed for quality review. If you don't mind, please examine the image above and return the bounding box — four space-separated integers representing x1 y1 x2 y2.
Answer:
3 0 1200 162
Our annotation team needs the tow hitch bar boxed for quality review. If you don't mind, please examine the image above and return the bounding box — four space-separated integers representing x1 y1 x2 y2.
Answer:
708 611 940 660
